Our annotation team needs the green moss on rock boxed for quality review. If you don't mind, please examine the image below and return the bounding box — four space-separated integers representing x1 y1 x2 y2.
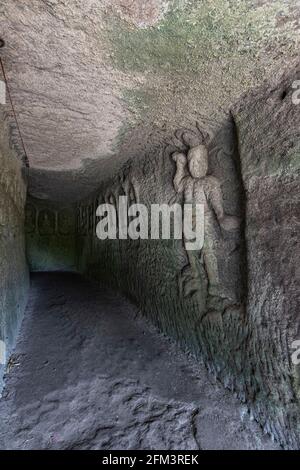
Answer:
106 0 297 75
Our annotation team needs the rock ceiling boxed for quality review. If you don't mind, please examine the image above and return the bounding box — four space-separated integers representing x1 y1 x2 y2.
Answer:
0 0 299 201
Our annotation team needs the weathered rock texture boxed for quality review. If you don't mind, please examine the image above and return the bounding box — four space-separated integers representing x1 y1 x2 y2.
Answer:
76 116 247 368
231 65 300 449
66 68 298 448
0 110 29 393
1 1 300 201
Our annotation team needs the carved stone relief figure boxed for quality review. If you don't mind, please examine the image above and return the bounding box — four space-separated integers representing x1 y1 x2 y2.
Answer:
25 204 36 234
0 169 25 210
76 207 81 234
58 209 73 235
172 143 240 309
126 177 139 206
78 206 88 235
38 209 56 236
122 175 140 246
88 204 94 235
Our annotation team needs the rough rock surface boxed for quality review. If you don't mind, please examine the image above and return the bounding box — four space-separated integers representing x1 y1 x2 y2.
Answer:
70 67 299 449
0 110 28 393
1 0 300 201
231 64 300 449
0 273 279 450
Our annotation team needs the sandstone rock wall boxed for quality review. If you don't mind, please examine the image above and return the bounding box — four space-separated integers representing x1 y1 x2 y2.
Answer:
0 110 29 393
231 65 300 449
74 68 299 448
75 117 250 428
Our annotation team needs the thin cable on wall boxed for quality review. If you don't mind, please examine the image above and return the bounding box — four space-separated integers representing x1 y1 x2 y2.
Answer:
0 42 30 168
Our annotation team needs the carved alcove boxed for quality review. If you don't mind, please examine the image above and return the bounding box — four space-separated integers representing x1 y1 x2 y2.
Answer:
168 119 247 318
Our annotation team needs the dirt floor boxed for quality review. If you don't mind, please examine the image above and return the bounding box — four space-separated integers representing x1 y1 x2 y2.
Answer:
0 273 280 450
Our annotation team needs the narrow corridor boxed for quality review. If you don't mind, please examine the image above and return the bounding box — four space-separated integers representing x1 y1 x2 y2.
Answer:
0 273 279 450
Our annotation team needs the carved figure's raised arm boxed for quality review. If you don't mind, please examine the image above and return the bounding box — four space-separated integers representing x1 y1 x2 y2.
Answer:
172 152 188 194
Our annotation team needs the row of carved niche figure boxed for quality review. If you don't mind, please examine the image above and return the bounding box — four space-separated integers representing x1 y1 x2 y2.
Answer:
0 169 26 209
77 180 139 236
25 205 74 236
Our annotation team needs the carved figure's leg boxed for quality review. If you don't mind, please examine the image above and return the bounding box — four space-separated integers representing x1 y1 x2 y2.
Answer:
202 219 220 298
203 219 236 310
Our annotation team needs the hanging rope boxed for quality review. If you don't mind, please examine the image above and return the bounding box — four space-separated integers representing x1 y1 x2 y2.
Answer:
0 51 30 168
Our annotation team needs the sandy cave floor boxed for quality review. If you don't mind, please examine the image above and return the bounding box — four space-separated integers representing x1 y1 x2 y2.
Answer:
0 272 280 450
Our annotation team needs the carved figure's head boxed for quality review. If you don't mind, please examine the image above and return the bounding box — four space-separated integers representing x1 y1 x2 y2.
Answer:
187 145 208 178
172 152 187 166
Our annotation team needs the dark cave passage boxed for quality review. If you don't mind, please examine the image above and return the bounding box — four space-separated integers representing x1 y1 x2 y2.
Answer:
0 273 278 450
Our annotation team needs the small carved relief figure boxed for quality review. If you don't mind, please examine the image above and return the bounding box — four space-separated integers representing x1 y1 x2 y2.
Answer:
88 204 94 235
78 206 88 235
58 209 73 235
38 209 56 236
120 175 140 232
121 176 139 206
25 204 36 234
76 207 81 234
172 144 240 305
